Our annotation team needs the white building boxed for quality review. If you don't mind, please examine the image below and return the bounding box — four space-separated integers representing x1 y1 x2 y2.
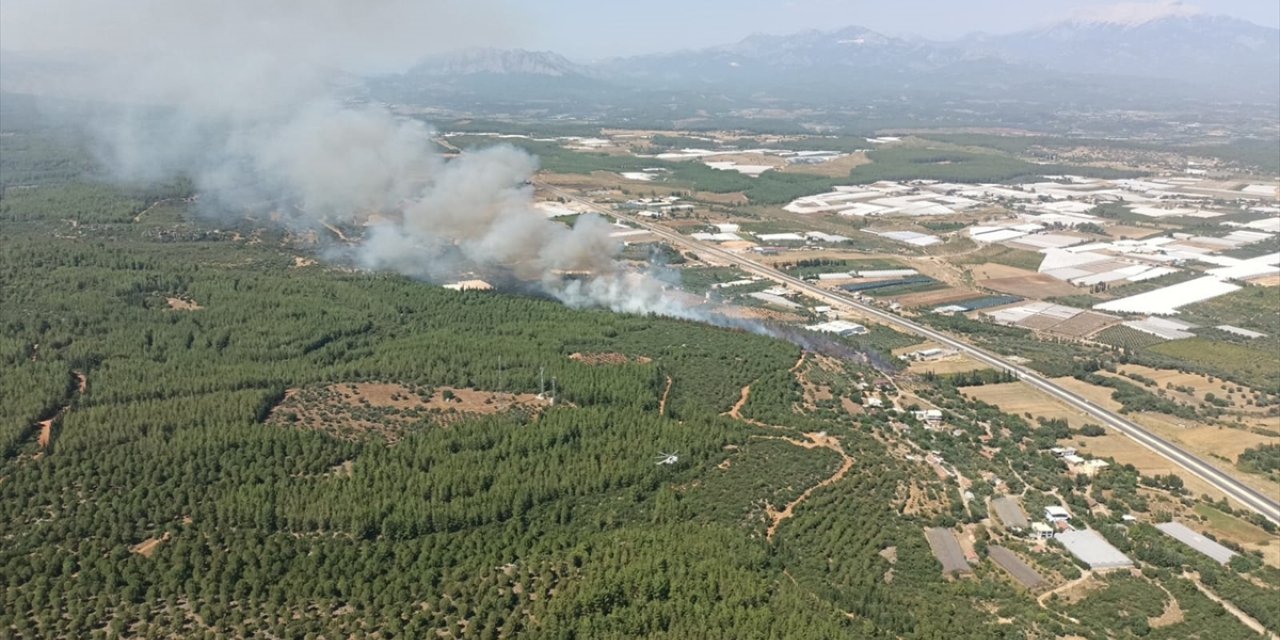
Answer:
805 320 868 337
912 409 944 425
1044 506 1071 523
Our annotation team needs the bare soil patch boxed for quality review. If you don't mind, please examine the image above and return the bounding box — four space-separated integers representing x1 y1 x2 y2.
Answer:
658 375 673 417
1105 225 1160 240
36 419 54 449
1114 364 1268 414
893 287 980 309
714 304 805 324
780 152 871 177
841 396 864 415
131 533 171 558
568 352 653 366
693 191 749 205
1040 571 1100 606
1148 589 1184 628
292 256 318 268
970 263 1037 281
165 297 203 311
980 274 1079 299
703 152 788 168
1048 312 1120 338
268 382 549 442
726 385 752 420
907 357 991 376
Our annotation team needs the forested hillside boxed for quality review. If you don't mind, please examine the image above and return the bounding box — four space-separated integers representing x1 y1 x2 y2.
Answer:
2 122 1276 639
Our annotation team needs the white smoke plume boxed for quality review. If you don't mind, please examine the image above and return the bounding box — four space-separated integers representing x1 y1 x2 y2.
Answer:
1 0 688 315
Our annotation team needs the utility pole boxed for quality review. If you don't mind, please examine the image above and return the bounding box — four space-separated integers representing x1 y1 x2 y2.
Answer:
539 366 546 397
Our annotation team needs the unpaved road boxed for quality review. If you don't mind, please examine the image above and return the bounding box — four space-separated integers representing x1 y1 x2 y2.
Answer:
34 371 85 452
765 432 854 541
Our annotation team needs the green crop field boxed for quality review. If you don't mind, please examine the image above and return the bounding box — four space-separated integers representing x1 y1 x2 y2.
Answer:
1094 325 1168 351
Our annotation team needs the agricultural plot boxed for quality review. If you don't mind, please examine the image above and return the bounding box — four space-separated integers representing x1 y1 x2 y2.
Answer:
1113 364 1270 415
924 527 972 576
988 546 1046 589
985 301 1119 338
841 276 938 294
980 273 1081 299
906 356 991 376
1049 311 1121 338
945 295 1022 311
892 286 980 308
961 382 1232 504
1150 338 1280 395
1094 325 1168 351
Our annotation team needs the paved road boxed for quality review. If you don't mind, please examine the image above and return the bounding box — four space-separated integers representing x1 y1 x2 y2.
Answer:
540 182 1280 525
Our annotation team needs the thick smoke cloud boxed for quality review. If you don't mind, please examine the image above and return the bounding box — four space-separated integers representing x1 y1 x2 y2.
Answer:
2 0 889 363
2 0 647 304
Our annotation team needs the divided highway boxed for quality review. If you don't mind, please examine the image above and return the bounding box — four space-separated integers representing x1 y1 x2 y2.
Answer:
539 182 1280 525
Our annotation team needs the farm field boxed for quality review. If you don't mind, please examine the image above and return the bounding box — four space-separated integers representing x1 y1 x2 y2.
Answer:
979 273 1080 299
962 381 1234 506
1094 326 1168 351
1113 364 1272 416
907 356 992 375
1041 376 1279 498
1149 338 1280 395
1192 505 1280 567
892 286 981 308
1046 311 1120 338
1126 412 1280 498
779 151 872 177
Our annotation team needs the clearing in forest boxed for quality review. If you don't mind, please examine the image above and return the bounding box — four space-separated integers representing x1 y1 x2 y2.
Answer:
131 533 170 558
165 297 203 311
268 382 549 442
658 375 673 416
568 352 653 366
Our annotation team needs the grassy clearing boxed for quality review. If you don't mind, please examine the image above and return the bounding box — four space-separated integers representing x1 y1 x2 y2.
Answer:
1148 338 1279 395
846 147 1142 184
1192 504 1275 545
955 245 1045 272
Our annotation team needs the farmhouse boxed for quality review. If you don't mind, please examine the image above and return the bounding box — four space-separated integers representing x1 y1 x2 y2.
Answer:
1044 506 1071 523
805 320 867 337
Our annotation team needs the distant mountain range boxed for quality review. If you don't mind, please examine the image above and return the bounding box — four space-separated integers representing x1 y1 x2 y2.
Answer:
964 14 1279 90
382 14 1279 106
3 12 1277 119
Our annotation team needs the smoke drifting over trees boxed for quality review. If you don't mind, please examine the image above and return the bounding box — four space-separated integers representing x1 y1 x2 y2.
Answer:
2 0 687 315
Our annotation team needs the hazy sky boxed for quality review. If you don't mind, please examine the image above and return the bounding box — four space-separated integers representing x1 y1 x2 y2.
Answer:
2 0 1277 66
524 0 1280 59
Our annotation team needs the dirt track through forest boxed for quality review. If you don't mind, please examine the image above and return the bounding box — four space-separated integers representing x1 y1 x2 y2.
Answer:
1184 571 1275 637
721 352 855 542
726 385 752 420
658 375 672 416
763 432 854 541
35 371 85 452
